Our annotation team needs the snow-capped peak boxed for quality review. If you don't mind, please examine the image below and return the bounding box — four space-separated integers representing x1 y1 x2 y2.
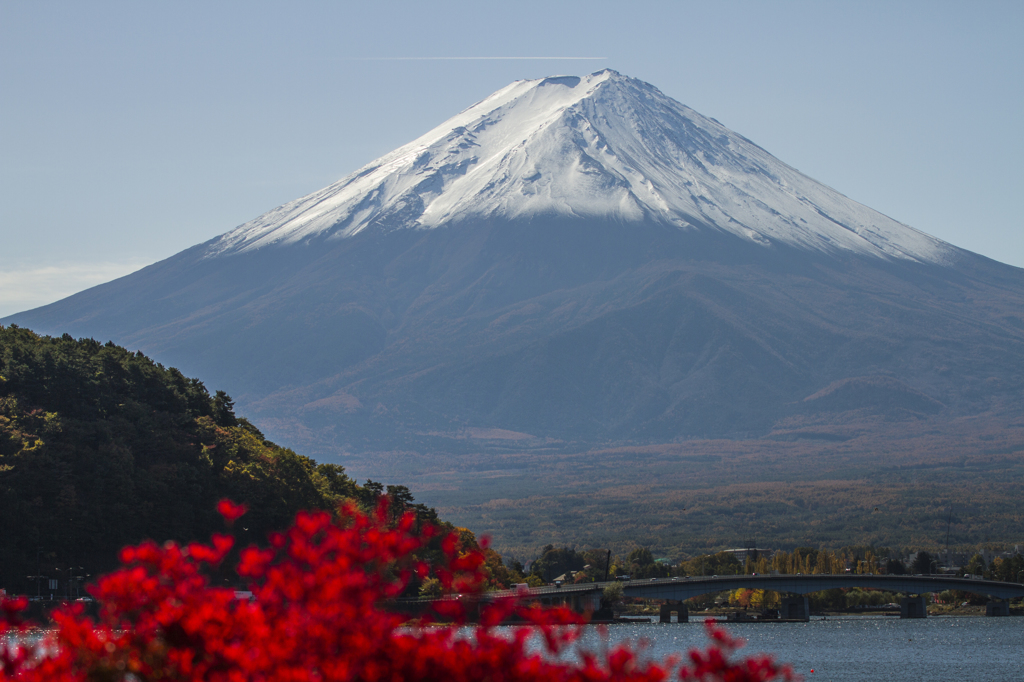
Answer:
206 70 952 264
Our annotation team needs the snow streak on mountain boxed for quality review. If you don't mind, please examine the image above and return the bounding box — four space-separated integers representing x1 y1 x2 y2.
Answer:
209 70 951 264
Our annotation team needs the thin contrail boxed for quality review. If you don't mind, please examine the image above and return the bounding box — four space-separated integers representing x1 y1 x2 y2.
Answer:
354 57 608 61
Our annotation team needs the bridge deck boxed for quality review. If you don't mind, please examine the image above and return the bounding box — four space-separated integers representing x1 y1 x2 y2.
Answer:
399 575 1023 609
617 574 1024 601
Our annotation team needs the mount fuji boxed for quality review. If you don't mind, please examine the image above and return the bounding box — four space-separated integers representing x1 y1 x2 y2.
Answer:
209 70 948 264
6 70 1023 459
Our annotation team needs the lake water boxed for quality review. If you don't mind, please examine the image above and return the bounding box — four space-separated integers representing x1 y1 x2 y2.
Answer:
578 616 1023 681
8 615 1020 679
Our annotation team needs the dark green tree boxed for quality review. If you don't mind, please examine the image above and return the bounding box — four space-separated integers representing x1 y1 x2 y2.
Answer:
529 546 586 582
626 547 655 566
212 390 238 427
885 558 907 575
964 553 987 577
911 551 934 574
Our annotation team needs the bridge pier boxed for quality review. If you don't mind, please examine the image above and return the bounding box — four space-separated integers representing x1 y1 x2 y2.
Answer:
986 600 1009 617
779 596 810 622
900 595 927 618
659 601 688 623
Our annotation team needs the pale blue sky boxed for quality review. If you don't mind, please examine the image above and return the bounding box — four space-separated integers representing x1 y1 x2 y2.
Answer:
2 0 1022 317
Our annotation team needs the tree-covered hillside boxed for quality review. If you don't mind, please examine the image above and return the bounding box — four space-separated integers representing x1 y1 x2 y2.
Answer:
0 326 389 594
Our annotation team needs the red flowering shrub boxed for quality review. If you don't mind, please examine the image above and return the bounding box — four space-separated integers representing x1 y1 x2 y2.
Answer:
0 501 797 681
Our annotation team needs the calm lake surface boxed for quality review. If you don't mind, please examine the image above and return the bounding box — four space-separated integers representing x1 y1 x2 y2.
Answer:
8 615 1020 679
577 616 1023 681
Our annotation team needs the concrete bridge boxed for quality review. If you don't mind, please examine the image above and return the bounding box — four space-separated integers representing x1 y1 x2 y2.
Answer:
490 582 605 614
620 574 1024 602
619 574 1024 621
496 574 1024 622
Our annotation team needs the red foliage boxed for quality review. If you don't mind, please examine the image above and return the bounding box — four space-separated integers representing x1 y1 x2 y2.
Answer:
216 499 248 525
0 500 797 681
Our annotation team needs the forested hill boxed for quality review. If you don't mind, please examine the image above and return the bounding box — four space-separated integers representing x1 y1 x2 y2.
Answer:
0 325 418 594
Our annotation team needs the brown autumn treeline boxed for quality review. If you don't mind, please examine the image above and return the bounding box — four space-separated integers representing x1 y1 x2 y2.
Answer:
758 548 881 575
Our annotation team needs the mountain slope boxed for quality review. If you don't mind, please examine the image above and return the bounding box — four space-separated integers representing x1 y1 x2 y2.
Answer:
4 70 1023 457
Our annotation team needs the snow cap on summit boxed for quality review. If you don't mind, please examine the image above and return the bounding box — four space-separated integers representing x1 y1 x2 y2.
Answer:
208 70 951 264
